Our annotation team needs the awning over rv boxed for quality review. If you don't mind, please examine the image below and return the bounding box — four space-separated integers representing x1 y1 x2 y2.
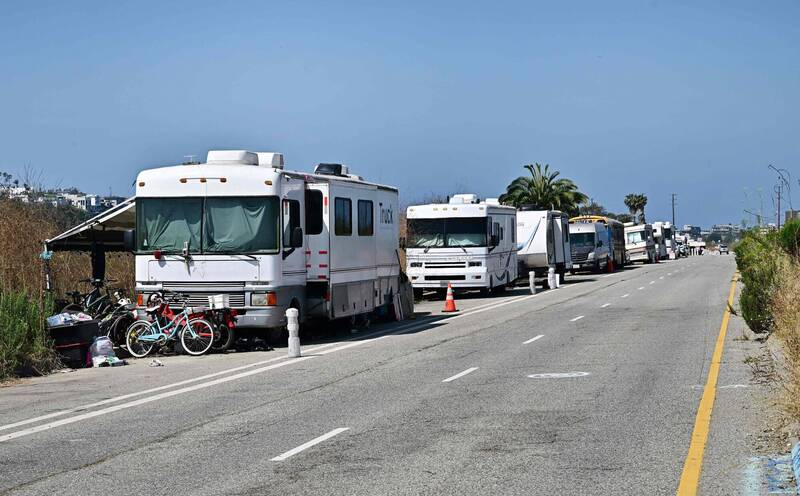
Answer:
45 197 136 252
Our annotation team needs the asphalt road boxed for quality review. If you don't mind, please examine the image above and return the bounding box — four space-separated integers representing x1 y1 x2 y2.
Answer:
0 254 778 495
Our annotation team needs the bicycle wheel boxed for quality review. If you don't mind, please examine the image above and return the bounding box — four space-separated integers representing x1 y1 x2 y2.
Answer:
180 319 214 356
126 321 156 358
211 323 235 353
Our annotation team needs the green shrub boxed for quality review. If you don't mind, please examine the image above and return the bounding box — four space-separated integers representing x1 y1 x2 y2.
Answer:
735 231 781 333
0 290 59 380
779 219 800 258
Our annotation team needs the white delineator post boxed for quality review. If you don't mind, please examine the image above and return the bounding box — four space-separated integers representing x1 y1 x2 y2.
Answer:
548 267 557 289
554 270 561 288
528 272 537 295
286 308 301 358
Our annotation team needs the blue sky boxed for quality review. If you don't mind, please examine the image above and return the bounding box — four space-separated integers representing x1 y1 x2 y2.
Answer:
1 0 798 227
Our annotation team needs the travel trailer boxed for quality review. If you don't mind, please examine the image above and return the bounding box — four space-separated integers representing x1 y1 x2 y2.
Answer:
405 194 518 297
516 209 572 287
130 150 402 335
624 223 656 264
569 216 626 272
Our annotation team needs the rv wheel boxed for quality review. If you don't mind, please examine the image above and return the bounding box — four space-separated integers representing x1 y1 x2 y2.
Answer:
413 288 424 301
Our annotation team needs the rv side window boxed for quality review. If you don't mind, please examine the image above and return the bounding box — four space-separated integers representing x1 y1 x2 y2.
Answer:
334 197 352 236
282 199 300 248
305 190 323 235
358 200 373 236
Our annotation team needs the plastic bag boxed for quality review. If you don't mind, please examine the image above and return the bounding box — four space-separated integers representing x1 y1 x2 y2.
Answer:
88 336 116 367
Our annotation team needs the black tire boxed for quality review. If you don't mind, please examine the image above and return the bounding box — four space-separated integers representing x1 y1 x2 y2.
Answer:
211 325 235 353
62 303 84 313
479 287 490 297
413 288 424 300
109 314 134 347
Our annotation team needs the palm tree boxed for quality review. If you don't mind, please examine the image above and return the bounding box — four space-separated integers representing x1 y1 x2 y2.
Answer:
499 163 588 215
624 193 648 224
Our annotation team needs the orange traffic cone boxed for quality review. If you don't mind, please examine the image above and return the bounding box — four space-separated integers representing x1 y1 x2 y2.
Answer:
443 283 458 313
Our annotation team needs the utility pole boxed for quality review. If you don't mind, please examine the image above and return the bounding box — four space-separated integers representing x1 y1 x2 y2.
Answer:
671 193 677 227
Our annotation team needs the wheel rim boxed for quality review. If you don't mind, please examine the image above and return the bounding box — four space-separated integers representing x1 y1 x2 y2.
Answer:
181 320 214 355
126 322 154 357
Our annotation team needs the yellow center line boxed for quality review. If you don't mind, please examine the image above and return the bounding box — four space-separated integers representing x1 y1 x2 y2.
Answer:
676 272 739 496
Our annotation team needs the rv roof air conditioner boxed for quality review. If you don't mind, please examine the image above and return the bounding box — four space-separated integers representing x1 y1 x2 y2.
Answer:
314 163 350 176
206 150 259 166
449 194 480 205
257 152 284 169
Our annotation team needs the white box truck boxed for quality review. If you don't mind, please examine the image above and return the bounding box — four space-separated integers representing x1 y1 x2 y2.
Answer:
130 150 402 336
624 223 656 264
405 194 518 297
516 209 572 287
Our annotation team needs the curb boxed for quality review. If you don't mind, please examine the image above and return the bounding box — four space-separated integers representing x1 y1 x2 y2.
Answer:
791 438 800 492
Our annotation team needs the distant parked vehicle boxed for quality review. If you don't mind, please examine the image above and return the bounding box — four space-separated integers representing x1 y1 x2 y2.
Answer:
624 223 656 264
653 221 677 259
569 216 626 272
719 244 729 255
406 194 518 297
651 222 670 261
516 209 572 287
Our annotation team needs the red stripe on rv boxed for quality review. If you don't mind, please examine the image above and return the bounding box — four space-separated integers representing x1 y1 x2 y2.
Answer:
319 264 328 268
319 250 328 254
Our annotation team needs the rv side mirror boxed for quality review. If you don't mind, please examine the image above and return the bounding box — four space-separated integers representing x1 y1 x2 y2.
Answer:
291 226 304 248
123 229 136 252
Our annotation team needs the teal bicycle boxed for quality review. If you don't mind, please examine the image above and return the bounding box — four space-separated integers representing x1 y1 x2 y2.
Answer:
125 291 215 358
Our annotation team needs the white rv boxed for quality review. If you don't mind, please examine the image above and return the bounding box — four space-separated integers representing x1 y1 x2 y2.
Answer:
405 194 518 296
624 223 656 264
568 220 611 272
130 150 401 336
516 209 572 286
652 221 670 261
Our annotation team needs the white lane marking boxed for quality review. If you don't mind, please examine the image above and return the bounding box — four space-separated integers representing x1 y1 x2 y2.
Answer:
442 367 479 383
668 272 672 276
659 276 664 280
528 372 590 379
523 335 545 344
570 315 585 322
602 274 614 278
0 340 342 434
0 355 317 443
621 293 630 298
719 384 749 389
270 428 349 461
650 281 655 285
638 286 645 290
601 303 611 308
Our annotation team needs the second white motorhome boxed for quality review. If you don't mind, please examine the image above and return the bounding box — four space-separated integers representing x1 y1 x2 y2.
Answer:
406 194 518 297
516 209 572 286
652 221 670 261
624 223 656 264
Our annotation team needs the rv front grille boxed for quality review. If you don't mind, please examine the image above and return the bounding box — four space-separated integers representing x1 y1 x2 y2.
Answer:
425 275 466 281
571 252 589 263
170 292 246 308
424 262 467 269
163 281 246 291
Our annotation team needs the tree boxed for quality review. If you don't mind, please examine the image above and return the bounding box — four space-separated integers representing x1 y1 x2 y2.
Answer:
624 193 648 224
499 163 588 216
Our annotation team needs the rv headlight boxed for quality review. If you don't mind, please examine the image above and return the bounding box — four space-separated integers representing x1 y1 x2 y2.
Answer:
409 262 422 268
251 292 277 306
587 252 595 260
468 261 482 267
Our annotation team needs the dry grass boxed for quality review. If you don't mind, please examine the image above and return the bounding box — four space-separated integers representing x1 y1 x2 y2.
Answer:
769 255 800 421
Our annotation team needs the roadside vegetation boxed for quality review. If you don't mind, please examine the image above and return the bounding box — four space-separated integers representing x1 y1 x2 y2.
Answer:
0 194 133 380
735 219 800 420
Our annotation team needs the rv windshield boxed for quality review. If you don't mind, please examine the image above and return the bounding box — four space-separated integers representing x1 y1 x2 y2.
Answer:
137 197 280 253
570 232 595 247
407 217 488 248
626 231 645 244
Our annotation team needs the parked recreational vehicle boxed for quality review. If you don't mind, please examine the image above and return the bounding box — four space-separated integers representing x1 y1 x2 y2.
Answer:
516 209 572 286
652 221 669 261
405 194 518 296
569 216 625 272
131 150 402 335
624 223 656 264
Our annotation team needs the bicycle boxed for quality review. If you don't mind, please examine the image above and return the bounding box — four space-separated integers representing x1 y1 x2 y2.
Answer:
125 291 214 358
62 278 118 316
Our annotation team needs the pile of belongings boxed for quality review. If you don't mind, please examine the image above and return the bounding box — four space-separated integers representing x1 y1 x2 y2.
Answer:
47 312 93 327
88 336 127 367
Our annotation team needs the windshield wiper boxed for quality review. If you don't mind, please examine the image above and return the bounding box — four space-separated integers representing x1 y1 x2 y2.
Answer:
449 241 469 254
